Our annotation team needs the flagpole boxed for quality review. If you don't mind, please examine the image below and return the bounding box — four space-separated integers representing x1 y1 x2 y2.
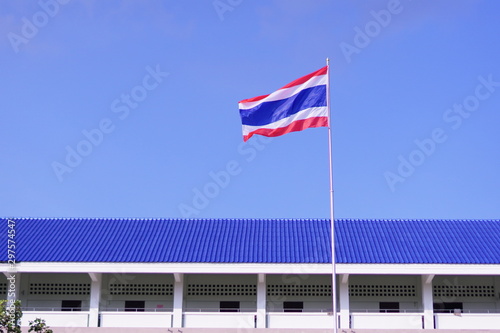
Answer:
326 58 338 333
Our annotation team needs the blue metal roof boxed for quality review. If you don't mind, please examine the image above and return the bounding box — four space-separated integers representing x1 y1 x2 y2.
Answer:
2 218 499 264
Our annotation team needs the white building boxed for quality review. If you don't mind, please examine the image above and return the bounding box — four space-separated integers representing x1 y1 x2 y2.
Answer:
2 217 500 332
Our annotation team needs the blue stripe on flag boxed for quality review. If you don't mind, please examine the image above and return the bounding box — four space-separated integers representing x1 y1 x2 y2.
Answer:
240 85 326 126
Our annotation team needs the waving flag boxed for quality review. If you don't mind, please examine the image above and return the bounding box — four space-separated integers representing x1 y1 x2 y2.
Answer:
238 66 328 142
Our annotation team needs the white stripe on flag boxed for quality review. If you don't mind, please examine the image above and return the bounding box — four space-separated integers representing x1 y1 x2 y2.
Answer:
238 75 327 110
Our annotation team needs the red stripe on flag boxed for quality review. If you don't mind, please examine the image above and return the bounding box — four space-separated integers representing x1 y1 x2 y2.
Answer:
238 66 328 104
239 93 270 104
280 66 327 89
243 117 328 142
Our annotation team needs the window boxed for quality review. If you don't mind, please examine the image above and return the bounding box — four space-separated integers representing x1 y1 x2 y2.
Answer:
379 302 399 313
187 284 256 296
61 300 82 311
433 302 463 313
125 300 145 312
433 285 494 298
30 283 90 295
220 301 239 312
350 285 416 297
109 284 173 296
0 284 7 295
267 285 331 297
284 301 303 313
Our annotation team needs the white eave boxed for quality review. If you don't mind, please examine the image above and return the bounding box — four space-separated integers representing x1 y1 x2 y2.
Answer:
3 262 500 276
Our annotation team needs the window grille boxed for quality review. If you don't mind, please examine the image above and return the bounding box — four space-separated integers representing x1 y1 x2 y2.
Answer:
109 284 173 296
267 285 332 297
187 284 256 296
433 285 494 298
349 285 416 297
0 284 7 294
29 283 90 295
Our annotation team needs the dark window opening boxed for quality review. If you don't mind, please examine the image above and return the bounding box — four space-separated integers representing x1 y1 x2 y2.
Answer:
125 300 145 312
433 302 463 313
379 302 399 313
284 301 303 313
61 300 82 311
220 301 240 312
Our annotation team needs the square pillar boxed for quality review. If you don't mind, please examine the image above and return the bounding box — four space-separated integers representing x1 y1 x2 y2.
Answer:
172 273 184 327
5 272 21 306
88 273 102 327
339 274 350 329
421 274 434 329
256 273 266 328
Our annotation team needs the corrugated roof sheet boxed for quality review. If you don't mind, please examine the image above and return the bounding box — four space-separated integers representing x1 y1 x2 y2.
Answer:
1 218 499 264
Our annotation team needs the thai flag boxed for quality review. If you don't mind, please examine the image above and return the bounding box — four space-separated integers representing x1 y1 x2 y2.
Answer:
238 66 328 142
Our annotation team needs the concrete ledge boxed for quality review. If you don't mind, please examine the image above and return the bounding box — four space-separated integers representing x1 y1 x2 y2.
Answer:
20 328 500 333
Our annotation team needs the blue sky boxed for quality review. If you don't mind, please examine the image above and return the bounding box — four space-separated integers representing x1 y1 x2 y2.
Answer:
1 0 499 220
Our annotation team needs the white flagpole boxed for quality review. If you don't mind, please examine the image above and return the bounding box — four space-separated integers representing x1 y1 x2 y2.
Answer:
326 58 338 333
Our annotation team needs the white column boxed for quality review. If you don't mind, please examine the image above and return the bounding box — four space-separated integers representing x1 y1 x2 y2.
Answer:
14 273 22 303
172 273 184 328
256 273 266 328
421 274 434 329
5 272 21 304
339 274 350 329
88 273 102 327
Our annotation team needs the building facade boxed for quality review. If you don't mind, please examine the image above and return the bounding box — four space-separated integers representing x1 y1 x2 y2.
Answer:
2 218 500 330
